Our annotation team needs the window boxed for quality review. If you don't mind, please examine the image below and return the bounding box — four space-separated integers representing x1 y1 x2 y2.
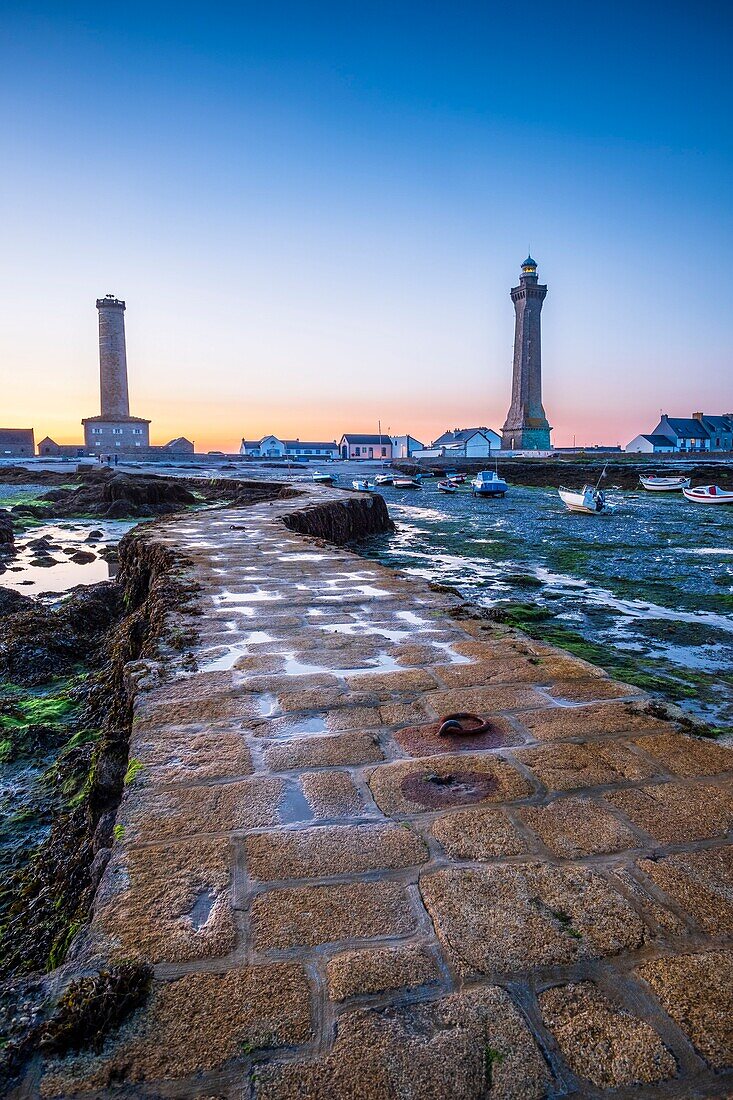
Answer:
92 427 102 435
115 441 121 447
381 447 387 456
354 447 360 455
132 428 143 435
112 428 123 435
135 442 141 447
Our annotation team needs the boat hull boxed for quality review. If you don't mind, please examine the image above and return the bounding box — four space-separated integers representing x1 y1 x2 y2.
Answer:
682 486 733 504
558 487 613 514
640 477 690 491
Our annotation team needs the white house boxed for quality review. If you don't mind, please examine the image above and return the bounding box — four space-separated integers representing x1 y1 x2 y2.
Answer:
429 427 501 458
240 436 338 460
390 435 425 459
626 413 733 454
625 434 677 454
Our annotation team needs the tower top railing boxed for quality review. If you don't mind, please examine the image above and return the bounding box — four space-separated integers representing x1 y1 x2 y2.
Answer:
96 296 126 310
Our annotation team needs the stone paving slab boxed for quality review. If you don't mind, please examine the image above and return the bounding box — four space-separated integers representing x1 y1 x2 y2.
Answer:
32 486 733 1098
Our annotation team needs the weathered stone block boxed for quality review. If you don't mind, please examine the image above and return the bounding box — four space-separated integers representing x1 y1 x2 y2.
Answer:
420 864 646 974
251 881 418 949
539 981 676 1088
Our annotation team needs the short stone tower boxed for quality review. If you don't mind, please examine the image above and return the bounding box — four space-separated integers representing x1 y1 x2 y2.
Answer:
97 295 130 419
501 256 552 450
82 295 150 452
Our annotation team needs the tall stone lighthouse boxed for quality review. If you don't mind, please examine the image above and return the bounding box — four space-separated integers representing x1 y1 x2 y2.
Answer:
82 295 150 452
501 256 552 450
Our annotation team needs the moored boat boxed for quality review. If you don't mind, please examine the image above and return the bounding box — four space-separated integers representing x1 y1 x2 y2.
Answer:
471 471 508 497
374 474 394 486
437 480 459 494
312 471 337 484
639 475 691 491
558 485 614 514
392 477 422 489
351 479 371 492
682 484 733 505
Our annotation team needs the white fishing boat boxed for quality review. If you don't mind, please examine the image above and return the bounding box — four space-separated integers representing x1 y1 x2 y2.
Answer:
639 475 690 492
351 479 371 492
558 485 614 514
374 474 394 486
682 484 733 505
312 471 337 484
392 477 421 489
437 480 459 494
471 471 508 497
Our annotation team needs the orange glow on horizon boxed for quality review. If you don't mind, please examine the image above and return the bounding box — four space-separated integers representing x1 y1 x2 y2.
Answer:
32 398 629 454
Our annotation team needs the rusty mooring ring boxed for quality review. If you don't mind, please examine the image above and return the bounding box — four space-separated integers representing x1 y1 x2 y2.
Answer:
437 712 493 737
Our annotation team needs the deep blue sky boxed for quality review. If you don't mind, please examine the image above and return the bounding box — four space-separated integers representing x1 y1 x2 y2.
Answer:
1 1 731 448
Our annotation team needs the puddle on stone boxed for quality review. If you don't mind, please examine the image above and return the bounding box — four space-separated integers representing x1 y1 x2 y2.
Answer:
278 781 315 824
319 622 412 643
257 692 279 717
396 611 432 627
187 888 217 929
431 640 472 664
281 651 403 678
265 715 329 740
279 553 327 562
215 589 283 603
400 769 499 809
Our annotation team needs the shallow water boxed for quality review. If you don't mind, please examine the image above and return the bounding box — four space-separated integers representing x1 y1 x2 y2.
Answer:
0 482 135 596
360 480 733 733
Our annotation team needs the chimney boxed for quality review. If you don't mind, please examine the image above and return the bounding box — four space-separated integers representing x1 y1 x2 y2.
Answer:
692 412 704 421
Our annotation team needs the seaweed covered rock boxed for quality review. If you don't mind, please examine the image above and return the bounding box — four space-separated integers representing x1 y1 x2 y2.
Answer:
0 512 15 551
0 582 124 685
0 589 33 619
39 962 153 1055
282 492 395 544
39 468 197 519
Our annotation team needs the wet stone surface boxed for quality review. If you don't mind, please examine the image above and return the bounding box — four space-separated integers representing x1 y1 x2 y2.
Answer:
26 485 733 1099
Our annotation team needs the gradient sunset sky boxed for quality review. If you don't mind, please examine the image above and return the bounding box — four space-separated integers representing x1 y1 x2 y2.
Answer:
2 1 732 452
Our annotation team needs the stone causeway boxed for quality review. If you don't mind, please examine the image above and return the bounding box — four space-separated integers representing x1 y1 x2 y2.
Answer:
32 486 733 1098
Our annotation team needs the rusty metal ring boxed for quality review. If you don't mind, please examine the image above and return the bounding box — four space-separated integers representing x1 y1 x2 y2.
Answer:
438 712 493 737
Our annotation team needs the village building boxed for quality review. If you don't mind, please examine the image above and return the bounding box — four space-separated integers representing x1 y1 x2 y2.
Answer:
413 427 501 460
38 435 195 459
240 436 339 460
339 434 393 461
37 438 87 458
626 412 733 453
390 435 424 459
0 428 35 457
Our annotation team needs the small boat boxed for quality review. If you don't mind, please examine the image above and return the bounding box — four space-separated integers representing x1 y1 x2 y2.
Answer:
559 485 614 514
448 474 467 485
437 480 459 494
351 479 371 492
374 474 394 486
312 471 337 484
392 477 422 489
471 471 508 497
682 484 733 505
639 475 691 492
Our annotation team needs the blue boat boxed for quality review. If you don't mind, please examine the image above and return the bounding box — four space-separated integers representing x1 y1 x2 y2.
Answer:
470 470 508 497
